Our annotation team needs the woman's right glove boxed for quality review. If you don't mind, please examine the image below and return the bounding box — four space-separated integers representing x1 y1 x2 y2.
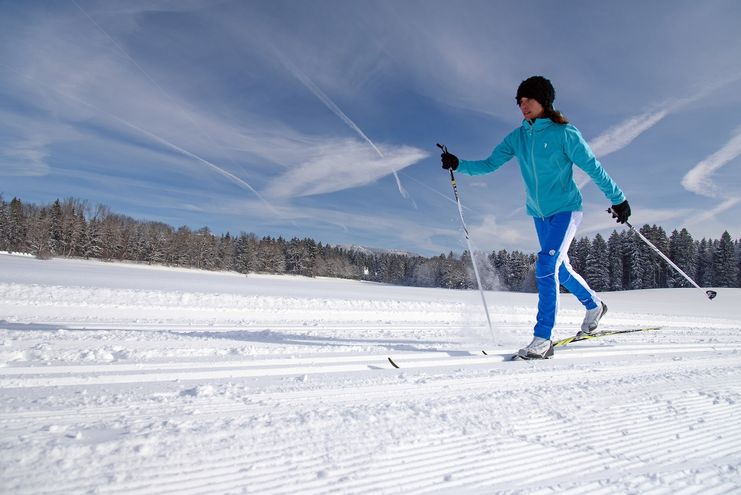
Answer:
441 151 459 170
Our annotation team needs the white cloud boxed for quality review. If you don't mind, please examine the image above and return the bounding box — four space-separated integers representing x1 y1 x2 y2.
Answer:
577 77 741 189
264 141 426 198
684 197 741 226
681 127 741 198
0 5 427 205
275 52 417 199
589 109 670 158
0 112 85 177
0 138 52 177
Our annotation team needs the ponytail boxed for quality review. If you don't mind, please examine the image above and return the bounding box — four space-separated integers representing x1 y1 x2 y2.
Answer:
544 107 569 124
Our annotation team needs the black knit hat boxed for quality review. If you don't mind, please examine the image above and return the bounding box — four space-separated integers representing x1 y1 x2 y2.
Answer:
516 76 555 109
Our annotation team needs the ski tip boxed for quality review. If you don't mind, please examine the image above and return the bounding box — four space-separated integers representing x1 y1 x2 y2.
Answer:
387 357 400 369
481 350 488 355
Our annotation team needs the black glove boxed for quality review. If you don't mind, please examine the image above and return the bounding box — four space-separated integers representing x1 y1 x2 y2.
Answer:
441 151 459 170
610 200 631 224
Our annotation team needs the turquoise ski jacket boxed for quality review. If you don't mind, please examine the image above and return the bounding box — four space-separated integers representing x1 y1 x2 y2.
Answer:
457 118 625 218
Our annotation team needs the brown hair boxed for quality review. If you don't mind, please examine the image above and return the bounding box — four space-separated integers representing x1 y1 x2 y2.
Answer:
544 107 569 124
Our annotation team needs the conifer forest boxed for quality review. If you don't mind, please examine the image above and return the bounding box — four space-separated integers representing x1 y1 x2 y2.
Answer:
2 196 739 292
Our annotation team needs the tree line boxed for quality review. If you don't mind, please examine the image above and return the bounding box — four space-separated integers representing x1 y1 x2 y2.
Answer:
1 196 739 291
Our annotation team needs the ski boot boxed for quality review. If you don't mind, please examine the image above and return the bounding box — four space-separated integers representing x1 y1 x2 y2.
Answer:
514 336 554 360
576 300 608 338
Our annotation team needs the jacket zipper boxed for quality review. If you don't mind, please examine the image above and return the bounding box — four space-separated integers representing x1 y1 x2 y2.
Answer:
529 128 545 218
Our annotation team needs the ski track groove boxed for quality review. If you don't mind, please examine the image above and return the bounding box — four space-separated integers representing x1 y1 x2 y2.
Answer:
123 402 740 494
2 410 736 493
2 344 739 390
4 345 741 492
6 382 739 495
3 356 740 439
304 434 522 494
534 391 741 451
0 341 732 377
264 376 736 492
341 439 591 494
2 355 739 430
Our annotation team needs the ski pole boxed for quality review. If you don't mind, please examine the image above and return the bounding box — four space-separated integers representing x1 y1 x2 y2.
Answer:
608 208 717 300
438 143 495 341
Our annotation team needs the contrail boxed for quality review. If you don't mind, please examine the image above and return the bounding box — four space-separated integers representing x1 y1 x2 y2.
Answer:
276 53 412 203
681 126 741 197
69 0 286 218
1 63 283 218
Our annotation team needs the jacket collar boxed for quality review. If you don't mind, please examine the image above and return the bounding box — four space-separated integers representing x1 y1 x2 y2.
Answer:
521 117 554 132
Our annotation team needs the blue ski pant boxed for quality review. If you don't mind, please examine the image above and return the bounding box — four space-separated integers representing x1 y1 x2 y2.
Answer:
533 211 599 340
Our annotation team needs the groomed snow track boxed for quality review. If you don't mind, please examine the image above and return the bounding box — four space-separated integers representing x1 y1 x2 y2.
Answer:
2 255 741 494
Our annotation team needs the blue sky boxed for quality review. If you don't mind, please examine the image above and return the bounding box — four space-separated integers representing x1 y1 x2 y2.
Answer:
1 0 740 256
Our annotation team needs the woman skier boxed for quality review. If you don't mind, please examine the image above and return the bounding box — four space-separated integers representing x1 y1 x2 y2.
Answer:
440 75 631 359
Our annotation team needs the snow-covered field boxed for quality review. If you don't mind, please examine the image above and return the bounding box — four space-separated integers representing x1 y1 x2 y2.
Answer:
2 253 741 494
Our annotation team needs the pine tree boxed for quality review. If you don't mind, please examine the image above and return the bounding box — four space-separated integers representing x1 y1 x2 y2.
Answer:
0 196 8 251
285 237 318 277
712 231 738 287
83 218 104 259
7 197 26 253
644 225 670 288
28 207 52 259
736 238 741 288
624 229 652 289
64 203 87 257
668 228 696 288
191 227 216 270
568 237 591 275
509 251 533 291
235 233 258 274
607 230 623 291
585 233 610 291
47 199 63 256
491 250 512 290
630 225 665 289
147 224 170 265
696 239 713 287
438 252 466 289
256 236 286 273
101 216 123 261
217 233 235 271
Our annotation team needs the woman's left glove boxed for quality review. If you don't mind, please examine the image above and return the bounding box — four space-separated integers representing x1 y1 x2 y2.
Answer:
610 200 631 224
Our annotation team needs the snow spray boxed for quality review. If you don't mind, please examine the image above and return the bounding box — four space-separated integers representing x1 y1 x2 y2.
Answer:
438 144 495 342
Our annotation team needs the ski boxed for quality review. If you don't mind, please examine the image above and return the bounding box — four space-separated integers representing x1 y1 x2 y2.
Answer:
510 353 550 361
553 326 662 347
387 328 662 367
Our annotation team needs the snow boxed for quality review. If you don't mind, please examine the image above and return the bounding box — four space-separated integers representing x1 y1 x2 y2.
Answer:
1 252 741 494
